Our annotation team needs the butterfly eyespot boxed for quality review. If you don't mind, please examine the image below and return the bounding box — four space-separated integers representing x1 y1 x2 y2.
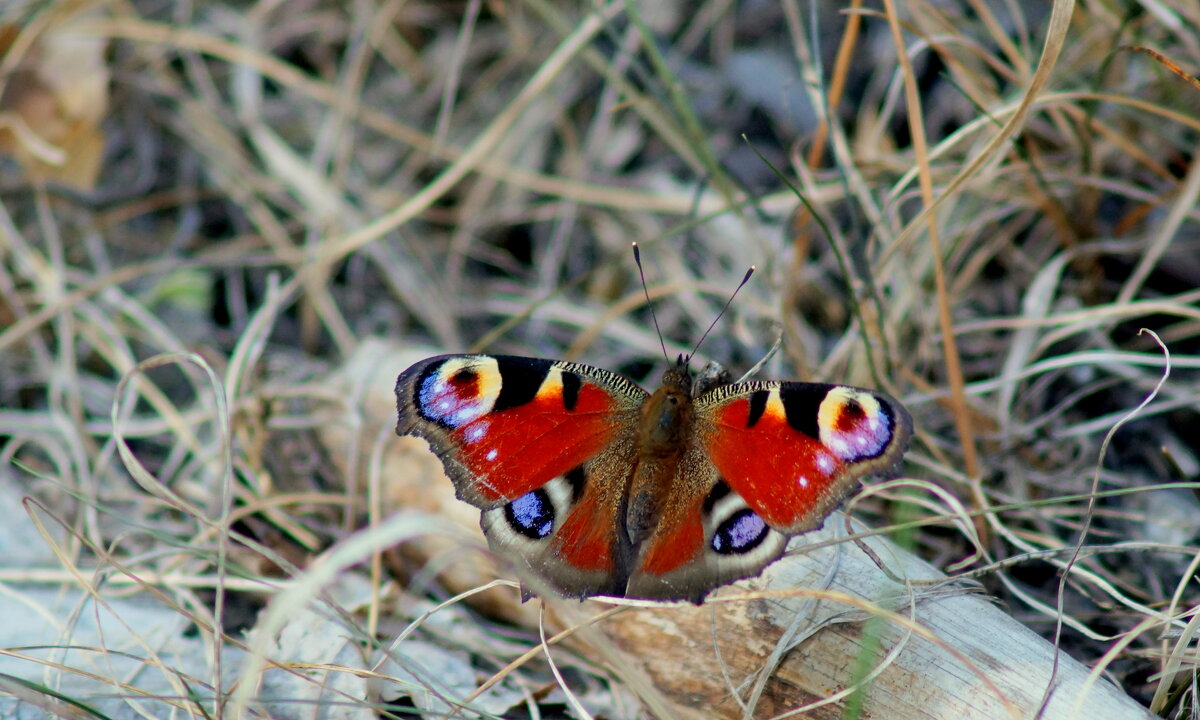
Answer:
449 368 479 389
506 489 556 540
416 358 501 429
818 388 892 462
711 509 769 554
838 400 865 426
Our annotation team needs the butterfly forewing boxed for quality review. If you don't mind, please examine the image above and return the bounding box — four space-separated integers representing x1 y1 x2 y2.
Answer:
694 381 912 534
396 354 645 507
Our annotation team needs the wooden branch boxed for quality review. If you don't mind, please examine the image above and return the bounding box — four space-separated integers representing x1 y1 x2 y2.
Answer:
320 338 1154 719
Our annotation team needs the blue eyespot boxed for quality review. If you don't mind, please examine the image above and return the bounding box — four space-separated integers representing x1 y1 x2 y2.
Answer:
712 510 768 554
506 490 555 539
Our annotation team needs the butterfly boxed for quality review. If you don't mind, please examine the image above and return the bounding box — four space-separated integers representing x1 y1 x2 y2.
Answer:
395 351 912 603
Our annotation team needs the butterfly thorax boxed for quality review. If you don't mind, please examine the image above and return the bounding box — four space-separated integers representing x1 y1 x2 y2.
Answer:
626 364 695 545
638 365 693 451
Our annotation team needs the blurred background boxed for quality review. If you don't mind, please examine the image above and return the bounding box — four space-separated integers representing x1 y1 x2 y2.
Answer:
1 0 1198 717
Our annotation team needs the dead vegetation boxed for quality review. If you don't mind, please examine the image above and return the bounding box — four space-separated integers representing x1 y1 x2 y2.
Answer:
1 0 1198 717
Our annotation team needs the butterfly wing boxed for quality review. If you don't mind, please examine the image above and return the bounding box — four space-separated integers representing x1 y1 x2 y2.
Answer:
395 354 647 597
398 356 912 602
625 456 790 602
626 380 911 602
695 381 912 532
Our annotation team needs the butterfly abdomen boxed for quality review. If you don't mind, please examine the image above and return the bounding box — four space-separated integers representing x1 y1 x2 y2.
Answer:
626 365 699 545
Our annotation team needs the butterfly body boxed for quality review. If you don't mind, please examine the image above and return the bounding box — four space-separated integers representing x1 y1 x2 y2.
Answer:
396 353 911 603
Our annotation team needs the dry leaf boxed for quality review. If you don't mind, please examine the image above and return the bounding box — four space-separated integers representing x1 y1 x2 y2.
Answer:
0 9 109 190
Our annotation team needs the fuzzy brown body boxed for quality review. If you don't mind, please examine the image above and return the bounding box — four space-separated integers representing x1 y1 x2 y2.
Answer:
396 353 912 602
627 366 693 546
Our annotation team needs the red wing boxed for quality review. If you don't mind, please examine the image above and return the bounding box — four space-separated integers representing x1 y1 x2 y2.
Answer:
396 354 646 508
694 381 912 534
476 454 639 599
636 495 706 577
625 451 790 602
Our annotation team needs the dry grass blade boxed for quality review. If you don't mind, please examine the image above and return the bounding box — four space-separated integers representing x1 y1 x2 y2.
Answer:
0 673 111 720
1041 329 1169 715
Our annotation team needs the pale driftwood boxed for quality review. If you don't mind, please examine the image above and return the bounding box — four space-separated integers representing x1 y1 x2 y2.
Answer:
320 338 1154 719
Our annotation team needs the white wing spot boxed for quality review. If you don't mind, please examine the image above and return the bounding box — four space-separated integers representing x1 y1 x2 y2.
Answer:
486 448 498 462
797 475 810 488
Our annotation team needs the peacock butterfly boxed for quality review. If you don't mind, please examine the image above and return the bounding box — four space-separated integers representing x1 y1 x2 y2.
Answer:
394 345 912 603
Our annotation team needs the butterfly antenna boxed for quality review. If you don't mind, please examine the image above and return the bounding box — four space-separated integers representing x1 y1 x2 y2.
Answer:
689 266 755 362
632 243 671 364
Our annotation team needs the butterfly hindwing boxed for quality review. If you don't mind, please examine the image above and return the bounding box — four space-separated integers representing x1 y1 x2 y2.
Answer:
627 465 789 602
480 456 638 598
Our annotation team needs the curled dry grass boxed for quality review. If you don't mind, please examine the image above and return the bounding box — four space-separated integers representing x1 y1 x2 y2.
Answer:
1 0 1198 717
